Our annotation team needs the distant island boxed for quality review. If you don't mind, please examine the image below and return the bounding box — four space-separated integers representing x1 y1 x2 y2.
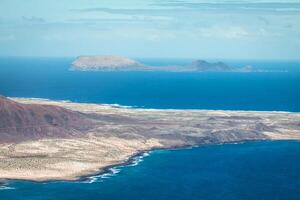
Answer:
71 55 147 71
71 55 256 72
189 60 254 72
0 95 300 181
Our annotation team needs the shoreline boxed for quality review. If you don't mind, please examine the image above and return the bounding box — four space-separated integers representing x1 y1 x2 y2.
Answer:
1 97 300 182
57 139 300 184
2 139 300 185
10 97 300 114
1 144 183 183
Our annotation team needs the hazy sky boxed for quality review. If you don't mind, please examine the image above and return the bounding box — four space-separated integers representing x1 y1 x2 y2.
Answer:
1 0 300 59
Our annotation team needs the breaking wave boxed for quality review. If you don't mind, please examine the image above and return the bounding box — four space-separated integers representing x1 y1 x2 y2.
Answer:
0 186 15 190
81 152 151 184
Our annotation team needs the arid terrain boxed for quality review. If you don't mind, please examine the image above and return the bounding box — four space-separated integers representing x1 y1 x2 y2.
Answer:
71 55 255 72
0 97 300 181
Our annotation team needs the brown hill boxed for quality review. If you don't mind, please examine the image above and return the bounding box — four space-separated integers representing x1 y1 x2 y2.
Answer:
0 96 95 143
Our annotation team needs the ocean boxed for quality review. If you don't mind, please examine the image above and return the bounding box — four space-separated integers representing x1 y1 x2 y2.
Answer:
0 57 300 199
0 57 300 111
1 141 300 200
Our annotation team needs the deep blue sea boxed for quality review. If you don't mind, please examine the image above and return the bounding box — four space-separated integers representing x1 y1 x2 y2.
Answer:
0 57 300 199
1 141 300 200
0 57 300 111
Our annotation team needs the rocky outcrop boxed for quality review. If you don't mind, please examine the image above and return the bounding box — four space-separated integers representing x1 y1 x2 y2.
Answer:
189 60 255 72
190 60 234 72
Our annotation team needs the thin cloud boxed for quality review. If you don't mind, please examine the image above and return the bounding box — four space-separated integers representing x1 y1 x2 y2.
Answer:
22 16 45 23
70 7 189 16
67 16 171 24
152 2 300 13
70 3 300 18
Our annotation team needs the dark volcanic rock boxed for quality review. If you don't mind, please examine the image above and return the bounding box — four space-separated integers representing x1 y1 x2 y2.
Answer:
0 96 95 143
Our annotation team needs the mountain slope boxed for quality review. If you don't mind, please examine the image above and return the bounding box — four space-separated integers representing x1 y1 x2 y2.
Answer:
0 96 94 143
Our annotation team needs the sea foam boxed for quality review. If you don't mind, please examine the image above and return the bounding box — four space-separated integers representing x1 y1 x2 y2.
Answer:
80 152 151 184
0 186 15 190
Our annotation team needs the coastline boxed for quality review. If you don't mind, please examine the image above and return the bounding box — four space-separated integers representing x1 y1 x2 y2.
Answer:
10 97 300 113
75 139 300 184
0 97 299 182
2 149 151 184
3 139 298 185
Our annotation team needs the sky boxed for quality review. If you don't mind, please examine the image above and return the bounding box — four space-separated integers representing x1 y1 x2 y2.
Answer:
0 0 300 59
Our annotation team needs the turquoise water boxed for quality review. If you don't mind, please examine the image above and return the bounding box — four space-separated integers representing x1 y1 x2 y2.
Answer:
1 141 300 200
0 58 300 199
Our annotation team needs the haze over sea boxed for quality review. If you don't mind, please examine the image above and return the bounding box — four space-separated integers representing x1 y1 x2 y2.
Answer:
0 58 300 200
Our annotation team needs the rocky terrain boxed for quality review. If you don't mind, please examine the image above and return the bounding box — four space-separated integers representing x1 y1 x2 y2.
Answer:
71 55 256 72
0 96 299 181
